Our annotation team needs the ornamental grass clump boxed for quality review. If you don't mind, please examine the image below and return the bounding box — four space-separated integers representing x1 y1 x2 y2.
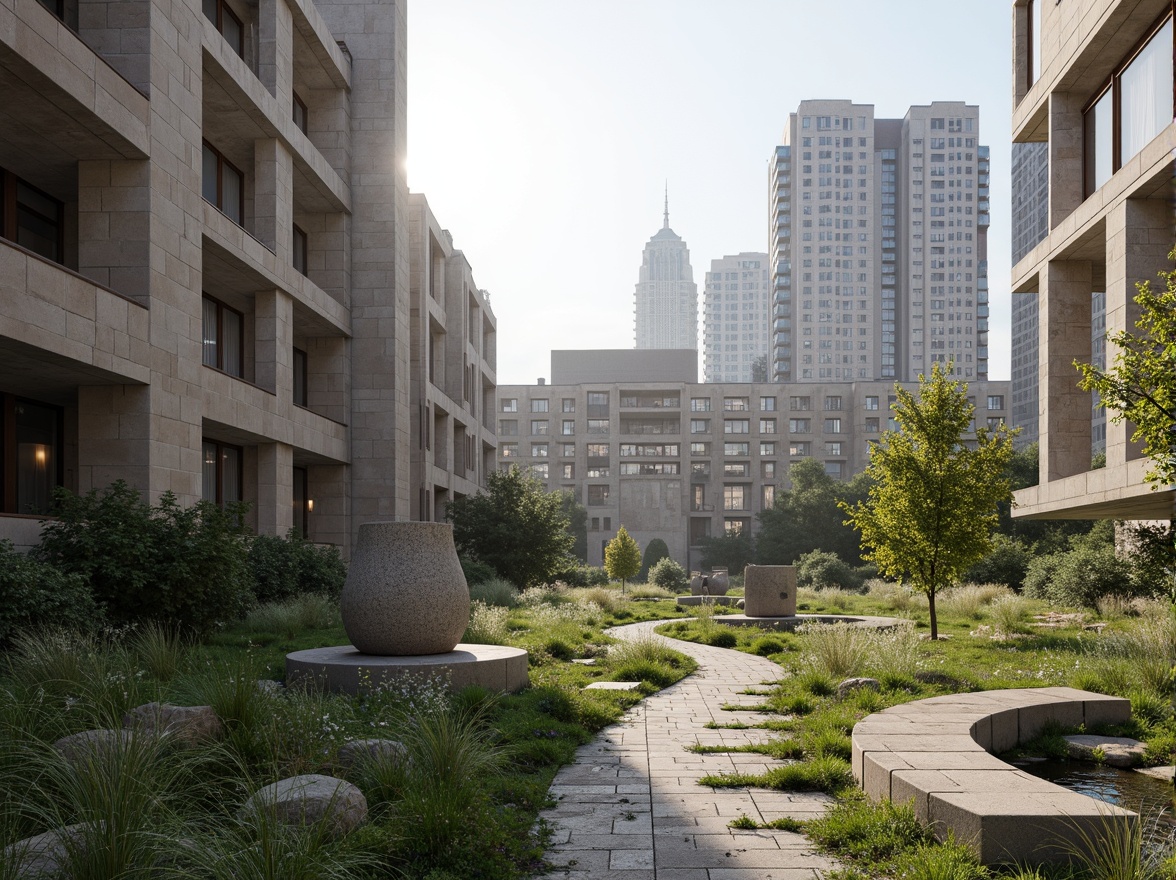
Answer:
797 622 871 680
245 593 336 639
462 601 511 646
987 593 1032 637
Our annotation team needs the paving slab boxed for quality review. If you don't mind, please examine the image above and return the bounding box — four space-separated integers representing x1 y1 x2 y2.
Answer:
537 619 840 878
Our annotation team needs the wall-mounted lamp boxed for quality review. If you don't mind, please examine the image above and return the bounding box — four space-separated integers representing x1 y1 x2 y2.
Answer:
306 499 314 513
34 445 48 467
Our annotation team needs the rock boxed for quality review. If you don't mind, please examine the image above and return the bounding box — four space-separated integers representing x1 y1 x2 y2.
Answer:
837 677 881 697
583 681 642 691
1064 734 1149 768
3 822 96 878
256 679 284 694
736 599 745 609
122 702 222 746
1135 765 1176 783
241 774 367 837
571 658 596 665
52 730 132 765
336 738 407 772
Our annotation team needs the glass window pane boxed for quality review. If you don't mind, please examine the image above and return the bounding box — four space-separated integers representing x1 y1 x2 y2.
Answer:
222 163 242 224
221 445 241 502
221 8 243 57
15 400 57 515
15 206 59 262
1120 18 1173 162
202 144 219 205
202 298 219 367
293 348 307 405
202 441 218 502
202 0 217 24
221 308 242 376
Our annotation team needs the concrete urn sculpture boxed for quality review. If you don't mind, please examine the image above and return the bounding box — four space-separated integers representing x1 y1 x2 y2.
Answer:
340 521 470 655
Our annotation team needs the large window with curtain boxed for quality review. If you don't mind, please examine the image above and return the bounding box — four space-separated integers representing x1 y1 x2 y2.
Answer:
201 295 243 377
1084 13 1174 197
202 440 242 506
1 394 63 516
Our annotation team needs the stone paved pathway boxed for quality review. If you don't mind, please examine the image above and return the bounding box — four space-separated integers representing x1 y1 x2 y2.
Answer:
537 619 839 880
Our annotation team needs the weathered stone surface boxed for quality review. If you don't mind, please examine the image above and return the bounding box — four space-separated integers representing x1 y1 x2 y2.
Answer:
52 729 132 765
742 565 796 617
584 681 642 691
1064 734 1148 768
1135 765 1175 782
336 738 406 772
241 774 367 837
256 679 284 694
340 521 470 656
122 702 222 746
2 822 96 878
837 677 880 697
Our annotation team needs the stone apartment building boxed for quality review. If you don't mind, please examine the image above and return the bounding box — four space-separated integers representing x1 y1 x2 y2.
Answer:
1010 0 1173 521
0 0 495 554
499 351 1009 570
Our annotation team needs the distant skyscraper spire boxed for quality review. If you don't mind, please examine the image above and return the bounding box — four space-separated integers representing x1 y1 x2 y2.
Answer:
663 181 669 229
635 189 697 351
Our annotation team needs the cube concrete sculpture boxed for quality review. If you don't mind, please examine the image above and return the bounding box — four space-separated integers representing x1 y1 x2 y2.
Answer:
743 565 796 617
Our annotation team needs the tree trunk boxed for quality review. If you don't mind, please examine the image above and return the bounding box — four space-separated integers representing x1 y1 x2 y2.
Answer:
928 587 938 641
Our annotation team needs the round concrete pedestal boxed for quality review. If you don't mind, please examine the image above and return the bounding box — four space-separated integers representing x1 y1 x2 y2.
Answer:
286 644 529 695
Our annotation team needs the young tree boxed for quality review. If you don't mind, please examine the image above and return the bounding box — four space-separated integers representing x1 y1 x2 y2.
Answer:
755 458 869 565
447 465 574 588
841 363 1016 639
604 526 641 593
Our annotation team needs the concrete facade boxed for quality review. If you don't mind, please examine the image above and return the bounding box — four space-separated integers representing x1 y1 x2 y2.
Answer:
702 252 771 383
770 100 991 386
0 0 494 554
634 199 698 352
497 374 1009 569
1010 0 1174 520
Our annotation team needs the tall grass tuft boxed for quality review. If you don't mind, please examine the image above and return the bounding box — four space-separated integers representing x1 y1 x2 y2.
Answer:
1086 605 1176 694
469 577 518 608
244 593 336 639
517 584 568 608
866 579 918 612
129 621 187 682
865 621 921 682
627 584 676 600
797 622 872 679
1050 808 1174 880
892 838 987 880
577 587 622 614
988 593 1032 636
606 631 689 689
463 601 511 646
938 583 1012 620
813 587 851 611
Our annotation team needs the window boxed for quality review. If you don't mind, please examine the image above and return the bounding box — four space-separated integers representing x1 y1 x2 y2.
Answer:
789 441 810 456
531 399 549 413
1084 15 1174 197
560 443 575 457
292 91 308 134
0 170 64 263
620 462 680 475
561 419 575 435
690 419 710 434
824 396 843 411
587 392 609 417
760 441 776 456
825 461 844 479
620 443 680 457
202 141 244 225
759 419 776 434
1 395 63 515
724 419 750 434
761 461 776 480
723 397 749 411
789 418 810 433
864 396 879 410
530 420 548 435
561 463 574 479
531 443 548 458
691 461 711 478
824 442 843 456
762 485 776 509
824 418 843 433
202 439 242 506
587 485 610 506
723 462 748 477
789 396 810 411
987 417 1005 429
865 417 880 433
723 485 748 511
724 518 749 536
586 443 609 458
586 419 609 434
760 396 777 411
562 398 576 412
723 442 750 457
498 420 518 436
202 0 244 57
690 398 712 412
293 347 307 406
293 225 308 276
987 395 1004 410
690 442 711 455
500 442 518 457
292 466 309 538
501 399 518 412
530 463 548 480
201 295 243 377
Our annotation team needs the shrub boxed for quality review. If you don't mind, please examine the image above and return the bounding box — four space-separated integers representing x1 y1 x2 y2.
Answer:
469 578 518 608
35 482 253 633
751 636 785 656
963 533 1031 591
796 550 861 591
460 555 497 587
707 629 738 649
638 538 670 582
0 540 98 644
648 557 688 592
1025 545 1139 609
252 531 346 603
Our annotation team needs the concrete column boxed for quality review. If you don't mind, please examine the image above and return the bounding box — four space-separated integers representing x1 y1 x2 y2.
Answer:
255 288 293 396
1039 260 1093 483
258 0 293 101
77 159 150 304
1048 92 1084 230
77 0 150 94
76 385 151 492
1103 199 1174 469
253 138 293 260
256 442 293 536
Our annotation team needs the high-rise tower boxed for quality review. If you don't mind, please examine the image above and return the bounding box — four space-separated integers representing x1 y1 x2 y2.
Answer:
702 253 771 382
635 192 698 351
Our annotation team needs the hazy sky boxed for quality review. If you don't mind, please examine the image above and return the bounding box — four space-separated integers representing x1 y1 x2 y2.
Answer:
406 1 1015 386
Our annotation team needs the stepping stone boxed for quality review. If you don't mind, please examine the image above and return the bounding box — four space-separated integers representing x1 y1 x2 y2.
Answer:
584 681 641 691
123 702 222 746
572 658 597 665
336 738 406 771
53 730 132 766
240 774 367 838
1064 734 1148 768
837 677 880 697
1135 765 1175 783
3 822 97 878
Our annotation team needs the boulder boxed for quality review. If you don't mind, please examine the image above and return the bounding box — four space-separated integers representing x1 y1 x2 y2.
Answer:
1064 734 1148 768
337 738 407 772
241 774 367 837
122 702 222 746
52 729 132 766
837 677 881 697
2 822 96 879
256 679 284 695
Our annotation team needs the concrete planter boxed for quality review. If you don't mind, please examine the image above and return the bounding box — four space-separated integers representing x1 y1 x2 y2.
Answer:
340 521 470 655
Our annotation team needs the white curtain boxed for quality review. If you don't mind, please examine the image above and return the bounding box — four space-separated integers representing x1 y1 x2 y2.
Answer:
1120 18 1174 162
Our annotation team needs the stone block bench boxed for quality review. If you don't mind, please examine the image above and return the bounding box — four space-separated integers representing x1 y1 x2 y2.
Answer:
851 687 1136 865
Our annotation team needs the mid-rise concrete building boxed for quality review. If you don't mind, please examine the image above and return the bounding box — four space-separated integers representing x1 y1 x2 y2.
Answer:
1010 0 1173 520
499 352 1009 568
770 100 990 386
0 0 495 553
702 252 771 383
634 197 698 352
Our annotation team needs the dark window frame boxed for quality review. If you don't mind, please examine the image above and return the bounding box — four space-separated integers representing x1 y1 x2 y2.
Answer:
293 223 308 276
202 438 243 506
293 91 308 134
1 393 65 516
0 169 65 264
293 346 308 406
292 465 309 539
201 140 245 225
203 0 244 57
201 293 245 377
